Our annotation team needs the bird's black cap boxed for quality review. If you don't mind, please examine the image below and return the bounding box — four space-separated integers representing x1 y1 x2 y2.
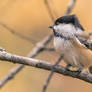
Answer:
55 14 84 31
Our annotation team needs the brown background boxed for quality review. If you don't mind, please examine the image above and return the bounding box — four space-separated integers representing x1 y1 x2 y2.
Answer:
0 0 92 92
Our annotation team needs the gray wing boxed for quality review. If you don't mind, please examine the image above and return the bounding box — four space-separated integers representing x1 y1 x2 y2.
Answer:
80 40 92 50
74 32 92 50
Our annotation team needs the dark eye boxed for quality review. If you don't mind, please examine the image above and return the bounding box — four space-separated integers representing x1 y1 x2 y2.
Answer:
55 22 60 25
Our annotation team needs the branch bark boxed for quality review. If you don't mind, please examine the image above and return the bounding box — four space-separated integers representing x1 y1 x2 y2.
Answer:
0 50 92 84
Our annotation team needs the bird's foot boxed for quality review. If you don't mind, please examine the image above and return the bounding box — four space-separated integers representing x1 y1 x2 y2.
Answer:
65 64 83 75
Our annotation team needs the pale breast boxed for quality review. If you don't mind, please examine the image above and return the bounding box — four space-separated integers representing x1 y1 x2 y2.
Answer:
54 37 73 53
54 37 81 67
54 37 65 52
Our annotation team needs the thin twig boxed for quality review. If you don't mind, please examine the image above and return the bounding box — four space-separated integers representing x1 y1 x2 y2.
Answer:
44 0 55 21
45 0 58 19
0 22 37 44
28 33 53 58
42 55 64 92
0 65 24 87
44 47 55 51
64 0 76 15
0 50 92 84
49 0 58 18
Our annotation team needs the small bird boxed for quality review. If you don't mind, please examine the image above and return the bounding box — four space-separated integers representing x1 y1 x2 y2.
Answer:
49 14 92 72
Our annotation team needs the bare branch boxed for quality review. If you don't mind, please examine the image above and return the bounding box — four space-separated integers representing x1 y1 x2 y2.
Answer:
0 50 92 84
64 0 76 15
49 0 58 18
0 65 24 88
44 0 56 21
0 22 37 44
0 32 53 88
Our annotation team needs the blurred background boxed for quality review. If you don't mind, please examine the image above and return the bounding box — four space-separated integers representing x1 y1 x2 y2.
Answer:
0 0 92 92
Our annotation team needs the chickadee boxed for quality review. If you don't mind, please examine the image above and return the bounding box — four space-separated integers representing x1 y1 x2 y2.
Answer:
49 14 92 72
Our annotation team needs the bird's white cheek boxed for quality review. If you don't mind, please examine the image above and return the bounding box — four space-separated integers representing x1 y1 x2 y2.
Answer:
53 26 56 30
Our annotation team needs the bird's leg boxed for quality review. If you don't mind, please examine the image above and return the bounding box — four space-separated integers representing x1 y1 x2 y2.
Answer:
88 66 92 74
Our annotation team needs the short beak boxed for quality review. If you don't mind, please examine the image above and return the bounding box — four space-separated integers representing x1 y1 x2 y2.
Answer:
48 25 54 29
